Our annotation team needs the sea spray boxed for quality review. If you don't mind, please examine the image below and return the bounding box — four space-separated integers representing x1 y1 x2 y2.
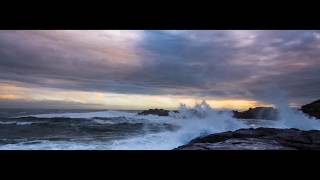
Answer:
110 99 320 150
4 98 320 150
109 100 249 149
172 100 247 141
274 98 320 130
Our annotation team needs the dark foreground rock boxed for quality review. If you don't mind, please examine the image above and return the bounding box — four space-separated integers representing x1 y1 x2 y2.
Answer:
174 128 320 150
301 99 320 119
138 109 178 116
233 107 278 120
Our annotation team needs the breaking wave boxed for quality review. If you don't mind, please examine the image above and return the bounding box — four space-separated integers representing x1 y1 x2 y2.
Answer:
108 100 320 150
1 100 320 150
0 121 34 125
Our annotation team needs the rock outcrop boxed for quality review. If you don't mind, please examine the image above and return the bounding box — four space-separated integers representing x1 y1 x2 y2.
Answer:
301 99 320 119
175 128 320 150
138 109 178 116
233 107 278 120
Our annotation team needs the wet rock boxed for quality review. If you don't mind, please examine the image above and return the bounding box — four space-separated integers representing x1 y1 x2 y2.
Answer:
174 128 320 150
138 109 178 116
301 99 320 119
233 107 278 120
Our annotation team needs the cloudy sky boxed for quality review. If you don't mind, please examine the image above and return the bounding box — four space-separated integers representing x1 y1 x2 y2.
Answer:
0 30 319 110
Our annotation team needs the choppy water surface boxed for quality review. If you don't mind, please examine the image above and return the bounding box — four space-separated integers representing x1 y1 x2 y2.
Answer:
0 102 319 150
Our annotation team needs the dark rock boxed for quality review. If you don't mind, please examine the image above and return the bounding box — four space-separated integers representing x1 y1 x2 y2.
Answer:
138 109 178 116
301 99 320 119
174 128 320 150
233 107 278 120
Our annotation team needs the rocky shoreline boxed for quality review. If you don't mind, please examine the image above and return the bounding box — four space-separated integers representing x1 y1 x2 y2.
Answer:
138 99 320 120
232 107 278 120
137 99 320 150
174 128 320 150
138 109 178 116
301 99 320 119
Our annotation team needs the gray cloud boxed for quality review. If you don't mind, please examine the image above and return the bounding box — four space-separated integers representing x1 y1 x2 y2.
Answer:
0 30 320 106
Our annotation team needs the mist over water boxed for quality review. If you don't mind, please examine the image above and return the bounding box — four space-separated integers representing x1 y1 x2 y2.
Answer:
0 98 319 150
109 99 320 150
273 98 320 130
107 101 247 150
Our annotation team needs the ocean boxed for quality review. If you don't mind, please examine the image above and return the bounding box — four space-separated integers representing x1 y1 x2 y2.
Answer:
0 102 318 150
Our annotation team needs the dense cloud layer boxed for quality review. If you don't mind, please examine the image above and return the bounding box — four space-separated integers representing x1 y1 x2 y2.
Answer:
0 30 320 107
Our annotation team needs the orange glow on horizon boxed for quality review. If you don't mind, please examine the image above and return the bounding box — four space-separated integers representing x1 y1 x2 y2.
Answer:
0 94 18 100
205 99 271 110
0 82 271 110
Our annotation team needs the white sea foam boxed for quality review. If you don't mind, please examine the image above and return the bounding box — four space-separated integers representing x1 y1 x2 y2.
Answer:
108 101 249 150
0 140 110 150
0 121 34 125
2 99 320 150
268 95 320 130
108 100 320 150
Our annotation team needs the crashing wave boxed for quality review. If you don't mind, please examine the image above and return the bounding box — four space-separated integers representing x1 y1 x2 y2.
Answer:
2 99 320 150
